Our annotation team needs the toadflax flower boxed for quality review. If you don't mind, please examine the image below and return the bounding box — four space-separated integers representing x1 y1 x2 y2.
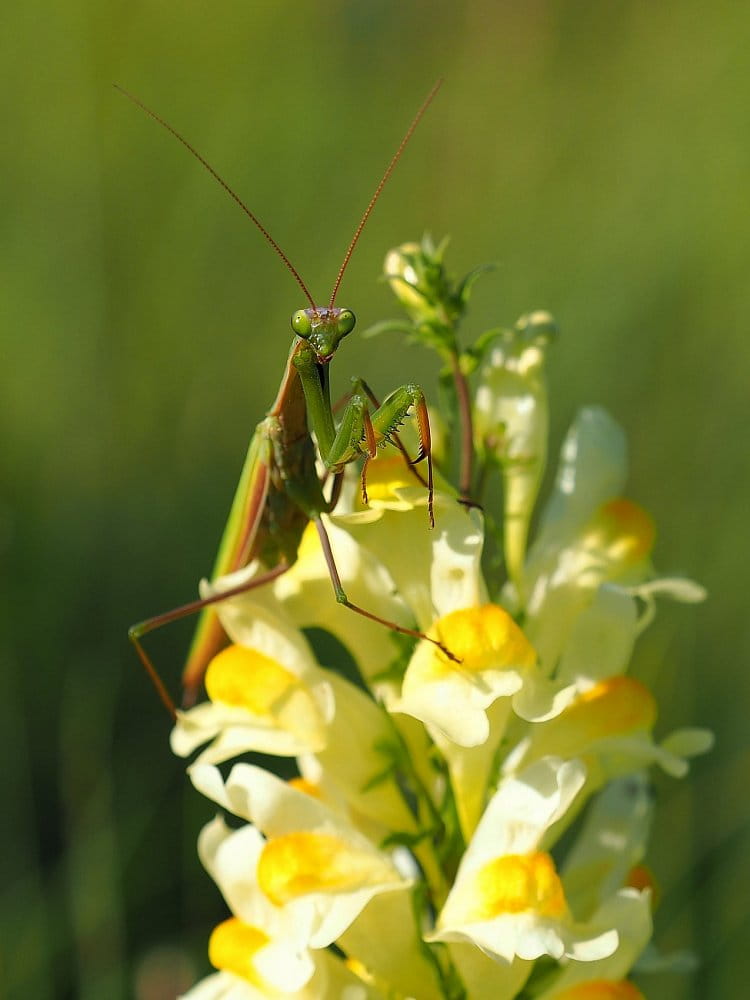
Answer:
164 239 710 999
430 759 619 978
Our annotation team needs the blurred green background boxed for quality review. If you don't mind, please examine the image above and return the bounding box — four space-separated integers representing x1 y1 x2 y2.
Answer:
2 1 748 997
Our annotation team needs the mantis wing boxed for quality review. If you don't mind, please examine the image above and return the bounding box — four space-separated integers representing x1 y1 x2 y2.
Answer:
181 423 273 702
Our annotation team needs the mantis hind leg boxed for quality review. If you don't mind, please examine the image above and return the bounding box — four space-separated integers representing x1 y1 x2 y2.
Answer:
129 562 290 716
313 517 459 663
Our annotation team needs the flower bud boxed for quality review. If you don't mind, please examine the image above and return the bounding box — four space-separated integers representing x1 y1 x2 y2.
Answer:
384 239 452 324
474 312 557 590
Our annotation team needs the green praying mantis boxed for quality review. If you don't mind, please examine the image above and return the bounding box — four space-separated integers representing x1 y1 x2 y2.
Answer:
121 82 459 717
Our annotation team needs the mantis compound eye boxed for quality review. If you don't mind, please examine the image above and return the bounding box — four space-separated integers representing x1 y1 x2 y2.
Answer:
291 309 312 337
336 309 356 336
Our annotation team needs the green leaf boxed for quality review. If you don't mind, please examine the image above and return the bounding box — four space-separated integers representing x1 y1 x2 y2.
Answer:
361 318 415 339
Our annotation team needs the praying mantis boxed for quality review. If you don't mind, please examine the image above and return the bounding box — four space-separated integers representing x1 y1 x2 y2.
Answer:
121 82 457 717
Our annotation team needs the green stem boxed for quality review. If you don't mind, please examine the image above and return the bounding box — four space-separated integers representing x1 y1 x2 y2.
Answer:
450 350 474 501
413 838 450 909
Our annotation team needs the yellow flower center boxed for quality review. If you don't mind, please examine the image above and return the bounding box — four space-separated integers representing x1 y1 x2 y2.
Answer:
287 776 323 799
584 498 656 565
258 832 387 905
567 675 656 738
627 864 659 908
208 917 270 985
536 676 656 760
551 982 645 1000
471 851 568 919
205 644 299 715
430 604 536 678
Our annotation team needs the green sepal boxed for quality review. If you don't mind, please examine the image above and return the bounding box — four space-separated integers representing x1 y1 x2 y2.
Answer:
381 827 437 851
455 261 496 307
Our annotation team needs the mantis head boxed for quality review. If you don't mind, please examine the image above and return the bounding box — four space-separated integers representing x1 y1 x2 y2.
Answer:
291 307 356 363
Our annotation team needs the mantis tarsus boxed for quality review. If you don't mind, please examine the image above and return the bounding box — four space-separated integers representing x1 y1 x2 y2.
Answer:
121 82 456 718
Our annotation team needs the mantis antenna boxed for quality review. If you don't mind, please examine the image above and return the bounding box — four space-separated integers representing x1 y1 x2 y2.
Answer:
328 77 443 308
114 83 316 309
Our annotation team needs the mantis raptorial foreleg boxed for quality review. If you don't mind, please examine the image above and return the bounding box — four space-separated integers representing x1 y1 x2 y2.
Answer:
293 344 434 521
328 380 435 525
331 380 431 492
